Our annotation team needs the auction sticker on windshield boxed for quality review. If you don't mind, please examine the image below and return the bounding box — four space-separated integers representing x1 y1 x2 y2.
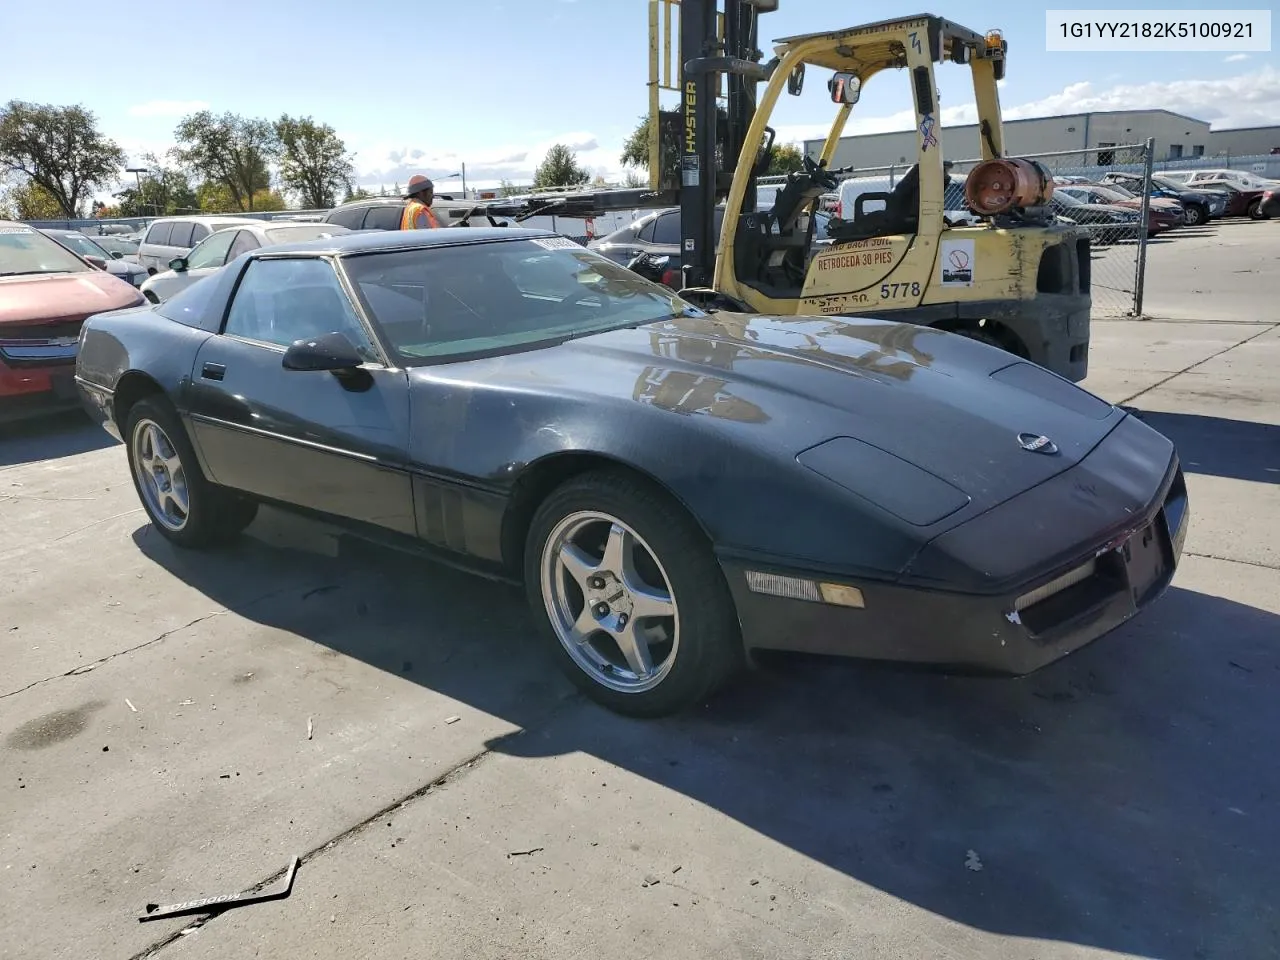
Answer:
530 236 581 251
0 227 34 234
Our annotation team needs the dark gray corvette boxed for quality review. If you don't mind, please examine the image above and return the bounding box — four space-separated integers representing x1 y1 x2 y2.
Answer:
74 227 1189 717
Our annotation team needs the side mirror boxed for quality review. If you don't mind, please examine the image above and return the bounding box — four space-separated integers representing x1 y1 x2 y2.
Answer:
168 257 188 272
787 63 805 96
828 71 861 105
282 332 364 374
85 255 108 270
110 250 124 259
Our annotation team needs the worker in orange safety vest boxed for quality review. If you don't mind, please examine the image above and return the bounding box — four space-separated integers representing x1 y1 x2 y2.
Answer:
400 175 444 229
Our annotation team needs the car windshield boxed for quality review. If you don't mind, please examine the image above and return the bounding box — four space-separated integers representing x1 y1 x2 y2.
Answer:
96 235 139 254
342 237 701 363
0 225 95 275
51 232 110 259
262 225 350 245
1086 185 1131 203
1099 182 1137 199
1054 190 1085 206
1153 176 1184 192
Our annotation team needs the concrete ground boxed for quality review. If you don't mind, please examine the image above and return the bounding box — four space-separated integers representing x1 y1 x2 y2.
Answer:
2 221 1278 960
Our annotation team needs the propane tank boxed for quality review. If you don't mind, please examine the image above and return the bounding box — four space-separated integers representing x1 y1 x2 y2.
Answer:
964 158 1055 216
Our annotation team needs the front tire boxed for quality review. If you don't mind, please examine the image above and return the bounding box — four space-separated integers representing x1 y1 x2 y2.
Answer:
1184 204 1207 226
524 469 743 718
1248 198 1265 220
124 396 258 549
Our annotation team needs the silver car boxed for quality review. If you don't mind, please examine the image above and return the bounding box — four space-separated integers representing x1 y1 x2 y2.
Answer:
140 222 353 302
39 229 149 287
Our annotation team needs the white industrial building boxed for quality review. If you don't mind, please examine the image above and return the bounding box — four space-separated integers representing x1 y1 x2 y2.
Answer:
805 109 1280 171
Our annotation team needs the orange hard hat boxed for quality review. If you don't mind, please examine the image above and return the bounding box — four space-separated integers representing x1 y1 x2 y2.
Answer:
405 174 433 198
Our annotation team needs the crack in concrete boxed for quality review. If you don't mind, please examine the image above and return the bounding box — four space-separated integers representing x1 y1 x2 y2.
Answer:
0 611 228 701
1186 551 1279 573
127 692 583 960
1119 322 1280 407
0 581 314 700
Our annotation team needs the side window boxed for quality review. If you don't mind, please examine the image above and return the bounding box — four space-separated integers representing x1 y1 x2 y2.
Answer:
145 222 172 246
651 212 681 244
223 258 375 355
227 230 260 261
168 221 194 248
363 205 404 230
326 206 366 230
190 223 210 244
186 229 239 269
635 217 658 243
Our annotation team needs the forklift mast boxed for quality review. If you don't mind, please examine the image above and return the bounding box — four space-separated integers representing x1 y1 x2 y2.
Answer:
671 0 777 289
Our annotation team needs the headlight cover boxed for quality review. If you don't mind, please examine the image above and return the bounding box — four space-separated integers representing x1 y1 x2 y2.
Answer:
797 437 971 527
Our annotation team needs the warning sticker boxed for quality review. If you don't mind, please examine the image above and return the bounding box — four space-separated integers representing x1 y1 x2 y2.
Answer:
940 238 974 287
0 226 34 235
529 236 580 250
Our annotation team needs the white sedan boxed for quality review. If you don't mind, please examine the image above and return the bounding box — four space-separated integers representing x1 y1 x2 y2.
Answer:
140 221 352 303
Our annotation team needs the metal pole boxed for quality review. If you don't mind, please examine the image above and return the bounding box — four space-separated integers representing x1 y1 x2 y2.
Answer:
679 0 718 289
461 162 467 199
1133 137 1154 317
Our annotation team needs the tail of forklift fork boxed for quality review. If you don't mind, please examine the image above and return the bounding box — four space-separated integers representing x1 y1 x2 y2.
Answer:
651 5 1094 383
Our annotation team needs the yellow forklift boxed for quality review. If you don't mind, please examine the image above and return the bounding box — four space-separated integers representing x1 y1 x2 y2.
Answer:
515 5 1094 383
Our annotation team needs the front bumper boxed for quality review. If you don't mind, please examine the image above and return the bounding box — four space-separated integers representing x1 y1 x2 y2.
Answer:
721 416 1189 675
0 360 82 421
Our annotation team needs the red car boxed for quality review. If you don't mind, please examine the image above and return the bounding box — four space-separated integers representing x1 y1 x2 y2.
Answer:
1 220 144 422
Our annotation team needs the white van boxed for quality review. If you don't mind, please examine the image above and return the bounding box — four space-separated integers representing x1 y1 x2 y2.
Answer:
137 216 260 274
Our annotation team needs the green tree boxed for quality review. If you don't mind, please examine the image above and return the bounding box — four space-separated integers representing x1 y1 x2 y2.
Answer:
173 111 277 211
275 115 353 208
343 184 375 202
765 142 805 176
498 179 523 197
622 169 645 188
534 144 590 189
114 153 198 217
196 180 239 213
0 100 125 217
2 178 64 219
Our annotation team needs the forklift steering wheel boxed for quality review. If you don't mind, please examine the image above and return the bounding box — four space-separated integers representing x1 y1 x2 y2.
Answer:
804 154 840 191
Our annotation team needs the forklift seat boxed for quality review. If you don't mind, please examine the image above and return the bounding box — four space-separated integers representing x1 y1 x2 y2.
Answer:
826 163 930 243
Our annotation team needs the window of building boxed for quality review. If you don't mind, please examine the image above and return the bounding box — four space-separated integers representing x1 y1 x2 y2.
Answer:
1096 142 1116 166
1169 144 1183 159
1192 145 1205 157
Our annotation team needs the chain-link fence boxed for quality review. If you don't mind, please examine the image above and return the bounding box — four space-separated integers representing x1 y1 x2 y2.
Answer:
950 142 1156 318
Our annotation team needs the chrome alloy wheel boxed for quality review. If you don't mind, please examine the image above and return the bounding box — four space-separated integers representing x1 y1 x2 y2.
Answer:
540 510 680 693
131 418 190 532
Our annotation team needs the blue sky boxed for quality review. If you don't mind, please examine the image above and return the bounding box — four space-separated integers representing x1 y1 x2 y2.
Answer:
4 0 1276 193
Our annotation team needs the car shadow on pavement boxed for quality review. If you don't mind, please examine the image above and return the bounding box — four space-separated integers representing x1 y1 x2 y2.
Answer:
0 411 117 468
132 513 1280 960
1135 410 1280 484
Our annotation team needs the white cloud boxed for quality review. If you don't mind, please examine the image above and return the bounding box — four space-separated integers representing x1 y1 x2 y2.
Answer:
780 66 1280 147
127 100 209 118
1225 53 1250 63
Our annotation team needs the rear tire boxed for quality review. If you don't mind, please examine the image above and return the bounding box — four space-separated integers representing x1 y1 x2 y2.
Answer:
523 468 743 718
124 396 258 549
1248 198 1265 220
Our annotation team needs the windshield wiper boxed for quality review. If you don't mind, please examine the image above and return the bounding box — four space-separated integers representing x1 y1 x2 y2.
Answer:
0 269 70 277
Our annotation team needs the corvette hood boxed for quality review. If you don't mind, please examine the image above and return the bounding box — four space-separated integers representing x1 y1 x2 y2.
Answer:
499 313 1126 517
0 271 143 325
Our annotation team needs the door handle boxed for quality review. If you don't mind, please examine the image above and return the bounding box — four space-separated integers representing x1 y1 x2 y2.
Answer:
201 362 226 381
